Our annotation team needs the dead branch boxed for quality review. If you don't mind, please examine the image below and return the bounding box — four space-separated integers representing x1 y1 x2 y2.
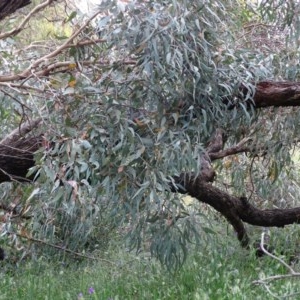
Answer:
252 231 300 299
0 59 136 82
23 10 103 73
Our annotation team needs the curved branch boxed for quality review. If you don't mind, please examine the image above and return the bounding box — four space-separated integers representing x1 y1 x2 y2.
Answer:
171 174 249 246
172 174 300 246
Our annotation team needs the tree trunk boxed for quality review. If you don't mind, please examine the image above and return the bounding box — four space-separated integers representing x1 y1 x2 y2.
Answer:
0 0 31 21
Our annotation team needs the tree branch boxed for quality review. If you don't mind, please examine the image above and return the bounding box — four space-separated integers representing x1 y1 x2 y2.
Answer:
171 174 300 247
0 0 56 39
251 81 300 108
209 137 251 161
0 118 41 145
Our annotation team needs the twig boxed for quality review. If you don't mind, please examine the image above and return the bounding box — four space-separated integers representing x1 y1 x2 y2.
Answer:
0 59 136 82
23 10 103 73
0 10 103 82
0 89 32 111
260 231 296 274
252 231 300 297
0 167 32 182
12 232 115 265
0 203 32 220
258 282 282 299
248 156 256 201
254 273 300 284
0 82 47 93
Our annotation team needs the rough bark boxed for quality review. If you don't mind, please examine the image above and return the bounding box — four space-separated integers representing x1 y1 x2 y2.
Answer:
0 120 42 183
0 136 40 182
254 81 300 107
0 0 31 21
171 175 300 247
168 81 300 246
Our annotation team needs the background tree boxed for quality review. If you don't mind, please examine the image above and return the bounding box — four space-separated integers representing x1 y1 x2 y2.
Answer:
1 0 300 270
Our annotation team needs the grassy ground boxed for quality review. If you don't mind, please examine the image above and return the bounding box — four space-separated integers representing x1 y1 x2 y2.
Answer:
1 230 300 300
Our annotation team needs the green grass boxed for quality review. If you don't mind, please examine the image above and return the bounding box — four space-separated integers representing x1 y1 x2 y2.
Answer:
1 232 300 300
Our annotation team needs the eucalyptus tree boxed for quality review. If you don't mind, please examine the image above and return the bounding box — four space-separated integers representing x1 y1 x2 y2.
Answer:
1 0 300 269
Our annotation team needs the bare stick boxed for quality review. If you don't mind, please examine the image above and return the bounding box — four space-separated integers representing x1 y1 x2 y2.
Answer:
12 232 115 265
259 231 296 274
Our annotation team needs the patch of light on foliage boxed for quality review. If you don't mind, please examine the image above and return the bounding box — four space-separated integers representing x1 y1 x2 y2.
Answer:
291 149 300 166
68 0 139 16
181 195 196 207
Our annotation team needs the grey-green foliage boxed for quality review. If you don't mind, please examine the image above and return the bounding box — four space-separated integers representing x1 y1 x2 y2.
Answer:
33 0 300 266
2 0 300 269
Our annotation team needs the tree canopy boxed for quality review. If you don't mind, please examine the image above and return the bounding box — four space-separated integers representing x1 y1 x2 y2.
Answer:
1 0 300 269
